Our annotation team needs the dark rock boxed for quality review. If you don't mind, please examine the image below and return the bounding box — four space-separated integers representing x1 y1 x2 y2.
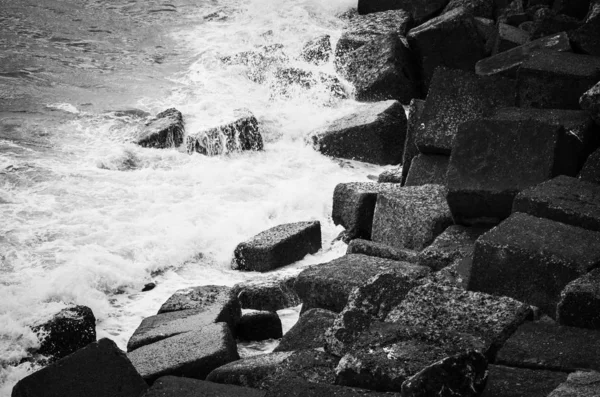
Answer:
221 44 287 83
236 310 282 342
519 20 535 33
128 323 239 384
269 68 347 101
447 117 579 225
548 371 600 397
475 17 497 55
260 350 340 390
414 67 516 155
570 7 600 56
341 34 420 104
469 212 600 317
497 0 526 25
186 109 263 155
142 282 156 292
480 365 568 397
492 23 530 55
12 338 147 397
300 35 331 65
377 167 402 183
265 377 401 397
206 351 294 388
417 225 488 271
401 98 425 185
357 0 449 24
530 8 582 40
496 321 600 372
580 81 600 124
32 305 96 363
580 148 600 185
553 0 592 20
325 272 424 356
294 254 429 313
476 32 571 78
557 268 600 329
232 221 321 272
274 308 336 352
158 285 240 318
385 280 532 357
136 108 184 149
231 275 300 312
407 8 487 90
332 182 403 241
443 0 494 18
513 175 600 232
142 376 265 397
311 100 406 165
371 184 453 250
517 50 600 109
405 154 449 186
346 239 419 263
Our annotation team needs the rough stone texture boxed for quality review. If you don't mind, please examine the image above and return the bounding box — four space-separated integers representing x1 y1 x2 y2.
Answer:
580 81 600 125
407 8 487 90
332 182 403 240
357 0 449 24
325 272 424 357
231 275 300 312
401 98 425 185
346 239 419 263
205 352 294 388
377 167 402 183
274 308 336 352
341 34 420 104
557 268 600 329
492 23 530 55
265 377 401 397
32 305 96 363
335 10 413 69
475 32 572 78
236 310 282 342
142 376 266 397
311 101 407 165
530 9 582 40
232 221 321 272
580 148 600 185
469 213 600 317
480 365 568 397
385 280 532 357
570 8 600 56
447 118 579 225
496 321 600 372
404 154 449 186
186 109 263 155
417 225 488 271
443 0 494 18
497 0 527 25
553 0 593 20
136 108 184 149
294 254 430 313
221 44 287 83
517 50 600 110
548 371 600 397
269 68 347 101
513 175 600 232
157 286 240 323
371 184 453 251
300 35 331 66
414 67 516 155
11 339 147 397
475 17 497 55
128 323 239 384
260 350 340 390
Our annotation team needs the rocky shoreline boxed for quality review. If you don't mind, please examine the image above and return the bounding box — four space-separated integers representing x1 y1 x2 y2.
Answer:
11 0 600 396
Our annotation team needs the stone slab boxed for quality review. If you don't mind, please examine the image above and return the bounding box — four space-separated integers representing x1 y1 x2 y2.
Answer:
417 225 488 271
404 154 449 186
142 376 265 397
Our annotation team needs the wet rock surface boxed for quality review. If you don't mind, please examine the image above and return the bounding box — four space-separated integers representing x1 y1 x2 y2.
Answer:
480 364 568 397
346 239 419 263
417 225 488 271
206 351 294 388
557 268 600 329
135 108 184 149
357 0 449 24
300 35 332 65
231 275 300 312
259 350 341 390
274 308 336 352
548 371 600 397
143 376 266 397
404 154 449 187
158 285 240 317
265 377 401 396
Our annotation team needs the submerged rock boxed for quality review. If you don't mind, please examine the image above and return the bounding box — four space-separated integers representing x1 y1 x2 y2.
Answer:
300 35 332 65
135 108 184 149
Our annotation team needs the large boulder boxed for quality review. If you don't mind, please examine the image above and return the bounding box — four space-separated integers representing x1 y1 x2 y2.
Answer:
231 275 300 312
332 182 403 240
300 35 332 66
400 98 425 185
260 350 340 390
580 81 600 125
371 184 453 251
404 154 449 186
513 176 600 232
135 108 184 149
529 9 582 40
186 109 263 155
357 0 449 24
12 339 147 397
447 117 580 225
265 377 402 397
469 213 600 317
580 148 600 185
274 308 336 352
557 268 600 329
476 32 571 77
491 23 530 55
127 323 239 384
143 376 265 397
346 239 419 263
236 310 282 341
311 101 406 165
32 305 96 363
340 34 420 104
407 8 487 90
417 225 488 271
496 321 600 372
480 365 568 397
206 352 294 388
158 285 240 317
516 50 600 109
294 254 429 313
414 67 515 155
570 6 600 56
232 221 321 272
548 371 600 397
